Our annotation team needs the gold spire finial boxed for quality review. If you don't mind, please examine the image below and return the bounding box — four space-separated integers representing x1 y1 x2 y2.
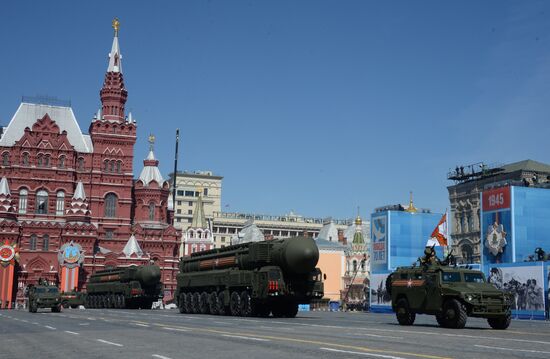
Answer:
406 191 418 213
112 18 120 36
148 134 155 151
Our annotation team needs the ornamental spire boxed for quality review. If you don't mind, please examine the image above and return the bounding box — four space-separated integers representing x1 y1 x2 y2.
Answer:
107 18 122 73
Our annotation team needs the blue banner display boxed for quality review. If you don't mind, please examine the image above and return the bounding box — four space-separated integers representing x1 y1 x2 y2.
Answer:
369 272 392 313
370 213 388 273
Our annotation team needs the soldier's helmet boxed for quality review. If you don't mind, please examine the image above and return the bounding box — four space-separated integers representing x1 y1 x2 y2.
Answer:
424 248 432 256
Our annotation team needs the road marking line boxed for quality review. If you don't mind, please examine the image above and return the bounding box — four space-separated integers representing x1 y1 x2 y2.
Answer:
359 333 403 339
97 339 123 347
21 320 29 323
162 327 189 332
65 331 79 335
320 347 407 359
134 323 150 327
475 344 550 355
45 326 56 330
79 323 89 326
152 355 173 359
221 334 271 342
32 322 39 325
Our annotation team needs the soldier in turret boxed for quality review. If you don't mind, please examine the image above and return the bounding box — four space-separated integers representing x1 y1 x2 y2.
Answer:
420 246 438 266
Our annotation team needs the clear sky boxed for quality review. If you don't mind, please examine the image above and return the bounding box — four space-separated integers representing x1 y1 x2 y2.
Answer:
1 1 549 220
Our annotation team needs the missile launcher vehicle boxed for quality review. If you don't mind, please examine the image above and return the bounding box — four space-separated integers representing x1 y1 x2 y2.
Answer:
175 236 324 317
85 265 162 309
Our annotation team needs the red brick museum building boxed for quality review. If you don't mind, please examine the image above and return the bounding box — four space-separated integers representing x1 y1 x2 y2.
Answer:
0 22 180 306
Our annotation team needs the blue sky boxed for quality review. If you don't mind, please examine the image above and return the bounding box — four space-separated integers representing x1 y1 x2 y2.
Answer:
1 1 549 219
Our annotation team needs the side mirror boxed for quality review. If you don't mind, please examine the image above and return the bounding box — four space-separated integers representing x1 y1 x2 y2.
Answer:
323 274 327 280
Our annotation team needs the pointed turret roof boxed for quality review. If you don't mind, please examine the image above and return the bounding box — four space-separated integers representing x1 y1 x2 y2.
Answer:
107 18 122 73
352 215 364 245
138 136 165 187
122 234 144 258
73 181 86 200
0 177 10 196
65 181 90 222
0 177 16 218
191 192 207 229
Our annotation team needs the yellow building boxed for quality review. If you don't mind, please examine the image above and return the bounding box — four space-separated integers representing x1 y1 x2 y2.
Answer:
315 238 347 302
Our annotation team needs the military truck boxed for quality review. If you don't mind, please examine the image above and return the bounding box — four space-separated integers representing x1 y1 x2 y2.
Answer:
387 250 512 329
175 236 324 317
28 279 62 313
60 291 87 309
85 265 162 309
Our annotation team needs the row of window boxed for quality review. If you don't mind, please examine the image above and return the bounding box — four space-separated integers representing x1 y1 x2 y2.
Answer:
103 159 123 173
28 234 49 251
18 190 119 218
176 201 195 206
176 189 208 197
2 152 84 170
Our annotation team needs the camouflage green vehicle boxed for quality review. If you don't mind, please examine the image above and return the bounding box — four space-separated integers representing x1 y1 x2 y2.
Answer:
60 291 87 309
387 251 512 330
28 279 62 313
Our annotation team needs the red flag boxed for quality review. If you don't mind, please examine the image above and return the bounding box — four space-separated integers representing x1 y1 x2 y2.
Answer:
426 212 448 246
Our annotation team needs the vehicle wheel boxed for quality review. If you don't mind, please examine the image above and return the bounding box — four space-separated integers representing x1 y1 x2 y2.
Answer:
435 312 447 327
284 301 298 318
182 293 188 314
70 305 79 309
184 293 193 313
52 304 61 313
62 301 69 309
200 292 210 314
487 311 511 330
192 293 201 314
395 298 415 326
255 303 271 317
208 292 218 315
240 291 253 317
230 291 241 316
442 299 467 329
29 301 37 313
271 302 285 318
217 292 227 316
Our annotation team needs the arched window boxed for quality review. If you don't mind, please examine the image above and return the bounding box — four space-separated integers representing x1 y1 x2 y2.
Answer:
58 155 65 168
148 201 155 221
104 193 117 217
37 155 43 167
22 152 29 166
110 160 115 173
36 190 48 214
56 191 65 216
352 260 358 273
30 234 37 250
42 235 49 251
117 161 122 173
77 157 84 170
2 152 9 166
44 155 50 167
191 244 197 254
18 189 28 214
200 244 206 252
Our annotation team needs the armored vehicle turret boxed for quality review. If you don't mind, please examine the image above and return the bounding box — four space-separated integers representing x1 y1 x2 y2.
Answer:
28 279 62 313
387 249 512 329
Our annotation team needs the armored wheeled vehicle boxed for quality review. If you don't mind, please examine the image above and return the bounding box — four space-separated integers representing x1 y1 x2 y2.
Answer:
60 291 87 309
85 265 162 309
175 236 324 317
386 250 512 329
28 279 62 313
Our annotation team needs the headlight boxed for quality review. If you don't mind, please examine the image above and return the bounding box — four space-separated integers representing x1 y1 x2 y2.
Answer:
465 294 474 301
